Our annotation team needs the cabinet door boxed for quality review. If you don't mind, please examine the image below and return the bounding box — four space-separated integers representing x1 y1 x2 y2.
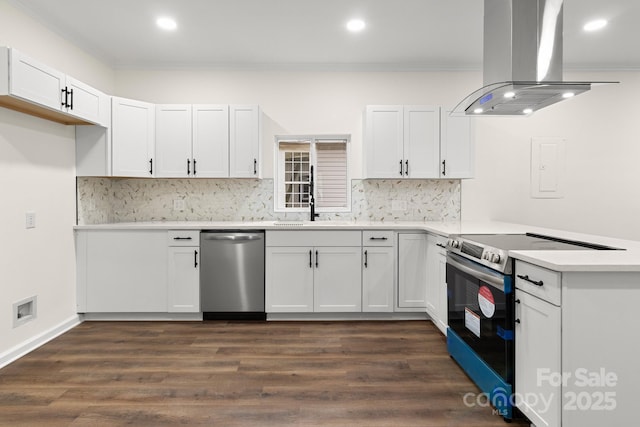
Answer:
229 105 260 178
515 289 561 427
436 251 448 332
112 97 155 177
440 111 474 178
364 105 404 178
80 231 168 312
398 233 428 308
403 105 440 178
426 235 447 333
155 104 193 177
65 76 108 125
362 246 394 312
167 246 200 312
9 49 65 112
314 247 362 312
265 247 314 312
193 105 229 177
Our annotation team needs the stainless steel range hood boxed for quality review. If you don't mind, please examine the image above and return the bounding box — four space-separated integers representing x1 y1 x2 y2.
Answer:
453 0 615 116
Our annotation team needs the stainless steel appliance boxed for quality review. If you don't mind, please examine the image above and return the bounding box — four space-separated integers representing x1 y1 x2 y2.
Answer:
200 231 265 320
445 233 619 420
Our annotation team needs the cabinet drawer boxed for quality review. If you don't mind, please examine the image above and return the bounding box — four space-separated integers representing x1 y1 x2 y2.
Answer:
266 230 361 247
363 230 393 246
515 261 561 306
167 230 200 246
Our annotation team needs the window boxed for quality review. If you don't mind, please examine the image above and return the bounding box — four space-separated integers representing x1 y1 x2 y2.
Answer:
275 135 350 212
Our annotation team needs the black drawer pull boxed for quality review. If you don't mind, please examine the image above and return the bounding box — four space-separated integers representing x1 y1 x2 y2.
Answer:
173 237 193 240
364 250 368 268
517 274 544 287
194 250 198 268
369 237 388 241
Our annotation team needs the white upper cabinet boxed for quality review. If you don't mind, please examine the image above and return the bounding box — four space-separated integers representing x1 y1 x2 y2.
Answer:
364 105 474 179
192 105 229 178
404 105 440 178
229 105 261 178
155 104 193 177
1 47 109 126
440 110 475 178
112 97 156 177
364 105 404 178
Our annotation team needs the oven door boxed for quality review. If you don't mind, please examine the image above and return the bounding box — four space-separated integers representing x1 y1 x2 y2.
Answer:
446 252 514 382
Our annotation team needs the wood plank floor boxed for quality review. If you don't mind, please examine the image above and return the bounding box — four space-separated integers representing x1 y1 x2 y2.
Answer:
0 321 530 426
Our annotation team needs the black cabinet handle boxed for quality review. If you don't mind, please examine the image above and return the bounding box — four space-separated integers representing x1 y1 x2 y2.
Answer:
149 158 153 175
399 160 403 176
173 237 192 240
193 159 197 176
442 159 446 176
369 237 388 241
194 250 198 268
515 319 521 324
187 159 191 175
436 243 446 248
517 274 544 287
254 158 257 175
315 250 319 268
309 250 312 268
515 299 521 304
364 250 368 268
405 160 409 176
69 88 74 110
61 88 68 107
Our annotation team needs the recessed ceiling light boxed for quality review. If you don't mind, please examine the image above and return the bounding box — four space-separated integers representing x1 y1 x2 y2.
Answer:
156 17 177 31
562 92 575 98
473 108 483 114
583 19 607 32
523 108 533 114
504 91 516 99
346 19 366 32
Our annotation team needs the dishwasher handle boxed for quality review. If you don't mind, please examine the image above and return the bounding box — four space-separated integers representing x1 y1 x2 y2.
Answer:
201 234 263 242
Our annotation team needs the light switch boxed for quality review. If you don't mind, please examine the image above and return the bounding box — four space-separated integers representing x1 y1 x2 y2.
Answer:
25 211 36 229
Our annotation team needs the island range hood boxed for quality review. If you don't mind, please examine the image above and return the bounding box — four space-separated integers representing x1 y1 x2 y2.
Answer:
453 0 615 116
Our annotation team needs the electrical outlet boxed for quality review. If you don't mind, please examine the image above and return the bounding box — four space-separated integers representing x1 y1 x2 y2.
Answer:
25 211 36 229
173 199 186 211
391 200 407 211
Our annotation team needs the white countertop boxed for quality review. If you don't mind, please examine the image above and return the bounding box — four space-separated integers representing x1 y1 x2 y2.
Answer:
74 220 640 272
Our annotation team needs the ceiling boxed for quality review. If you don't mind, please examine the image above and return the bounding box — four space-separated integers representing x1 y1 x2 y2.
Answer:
8 0 640 70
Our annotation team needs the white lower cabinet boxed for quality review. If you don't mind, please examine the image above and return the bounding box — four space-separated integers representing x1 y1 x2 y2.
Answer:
265 247 315 312
76 230 168 312
425 234 447 333
362 230 395 312
265 231 362 313
397 233 428 308
167 230 200 313
515 288 561 427
314 247 362 312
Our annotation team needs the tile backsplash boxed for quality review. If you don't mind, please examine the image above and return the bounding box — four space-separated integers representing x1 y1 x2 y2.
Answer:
77 178 461 224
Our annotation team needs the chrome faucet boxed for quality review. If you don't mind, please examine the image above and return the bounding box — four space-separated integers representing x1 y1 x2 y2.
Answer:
309 165 319 221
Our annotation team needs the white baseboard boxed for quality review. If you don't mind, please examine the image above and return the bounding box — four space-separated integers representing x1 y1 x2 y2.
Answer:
266 312 429 321
82 312 203 321
0 314 82 369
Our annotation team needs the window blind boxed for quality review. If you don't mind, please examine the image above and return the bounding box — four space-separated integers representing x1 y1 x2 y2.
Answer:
315 140 348 209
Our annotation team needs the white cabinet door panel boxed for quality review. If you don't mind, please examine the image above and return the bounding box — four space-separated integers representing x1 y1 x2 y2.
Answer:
229 105 260 178
9 49 64 112
441 111 474 178
364 105 404 178
403 105 439 178
362 246 394 312
155 104 193 177
398 233 428 308
65 76 108 125
168 246 200 313
112 97 155 177
266 247 314 312
314 247 362 312
193 105 229 177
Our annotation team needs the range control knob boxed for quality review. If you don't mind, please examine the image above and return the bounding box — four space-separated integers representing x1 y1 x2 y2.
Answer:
490 253 501 263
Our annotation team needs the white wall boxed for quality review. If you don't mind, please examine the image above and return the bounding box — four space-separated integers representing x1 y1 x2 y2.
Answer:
0 0 114 363
462 71 640 241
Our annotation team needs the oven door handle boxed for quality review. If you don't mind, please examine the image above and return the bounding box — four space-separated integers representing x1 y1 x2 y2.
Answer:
446 253 506 292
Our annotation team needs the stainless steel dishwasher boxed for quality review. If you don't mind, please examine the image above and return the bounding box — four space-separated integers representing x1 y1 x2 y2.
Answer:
200 231 265 320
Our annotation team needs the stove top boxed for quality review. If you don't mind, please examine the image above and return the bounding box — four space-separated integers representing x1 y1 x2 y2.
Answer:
446 232 620 274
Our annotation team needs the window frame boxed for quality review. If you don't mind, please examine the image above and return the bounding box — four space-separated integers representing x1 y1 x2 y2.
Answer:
274 134 351 214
